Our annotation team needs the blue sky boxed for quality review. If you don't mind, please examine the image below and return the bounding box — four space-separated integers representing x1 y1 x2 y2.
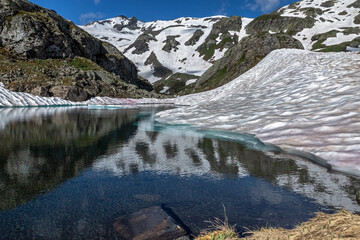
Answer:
30 0 298 25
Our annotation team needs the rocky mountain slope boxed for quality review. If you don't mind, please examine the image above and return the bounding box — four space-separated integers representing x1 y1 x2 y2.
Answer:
249 0 360 51
0 0 158 101
82 0 360 94
196 0 360 92
81 15 252 94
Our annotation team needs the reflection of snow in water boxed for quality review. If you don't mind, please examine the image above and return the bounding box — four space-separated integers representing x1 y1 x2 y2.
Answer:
0 107 85 130
94 117 248 178
93 114 360 212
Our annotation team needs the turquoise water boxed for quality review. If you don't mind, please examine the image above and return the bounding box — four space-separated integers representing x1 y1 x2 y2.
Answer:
0 107 359 239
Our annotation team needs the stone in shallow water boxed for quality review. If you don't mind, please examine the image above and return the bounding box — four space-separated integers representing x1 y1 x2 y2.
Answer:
111 206 188 240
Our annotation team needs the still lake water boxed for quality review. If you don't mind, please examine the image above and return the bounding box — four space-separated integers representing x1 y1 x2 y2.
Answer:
0 106 359 239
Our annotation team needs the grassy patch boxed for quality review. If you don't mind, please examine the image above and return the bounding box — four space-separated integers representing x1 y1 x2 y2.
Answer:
8 10 49 22
153 72 199 95
199 44 216 61
237 55 246 65
69 57 100 71
216 37 233 50
205 67 228 88
318 43 347 52
254 13 282 21
312 39 326 50
209 34 219 40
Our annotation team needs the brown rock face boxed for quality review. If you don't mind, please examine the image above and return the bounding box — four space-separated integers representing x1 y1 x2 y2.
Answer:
111 206 188 240
0 0 153 94
49 85 90 102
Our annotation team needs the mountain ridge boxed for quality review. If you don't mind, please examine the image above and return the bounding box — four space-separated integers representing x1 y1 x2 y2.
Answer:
82 0 360 95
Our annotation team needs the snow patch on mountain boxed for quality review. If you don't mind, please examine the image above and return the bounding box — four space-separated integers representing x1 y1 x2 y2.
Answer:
278 0 360 50
81 16 252 83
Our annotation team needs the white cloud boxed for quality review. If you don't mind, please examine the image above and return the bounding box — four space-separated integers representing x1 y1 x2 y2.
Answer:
94 0 100 5
216 1 228 16
79 12 105 25
247 0 282 13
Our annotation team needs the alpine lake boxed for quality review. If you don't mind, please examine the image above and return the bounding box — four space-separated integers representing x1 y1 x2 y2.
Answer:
0 106 359 239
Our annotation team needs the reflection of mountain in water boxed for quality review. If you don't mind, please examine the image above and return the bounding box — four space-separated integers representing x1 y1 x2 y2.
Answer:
1 107 359 213
95 114 360 212
0 107 139 210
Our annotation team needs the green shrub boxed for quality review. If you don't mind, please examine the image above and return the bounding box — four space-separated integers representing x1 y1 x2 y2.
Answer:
69 57 100 71
199 44 216 61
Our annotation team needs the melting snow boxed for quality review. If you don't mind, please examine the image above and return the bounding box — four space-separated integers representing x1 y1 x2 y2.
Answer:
156 49 360 177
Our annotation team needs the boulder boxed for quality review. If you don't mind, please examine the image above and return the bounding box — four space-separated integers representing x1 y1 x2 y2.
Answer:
111 206 188 240
162 35 181 53
49 85 90 102
185 30 204 46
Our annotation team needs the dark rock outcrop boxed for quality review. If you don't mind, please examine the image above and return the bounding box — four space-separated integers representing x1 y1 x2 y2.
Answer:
321 1 335 8
110 206 188 240
185 29 204 46
113 16 140 32
125 33 157 55
145 51 172 78
0 51 161 101
348 0 360 8
195 33 304 91
196 16 243 60
0 0 154 99
153 72 199 95
162 35 181 52
246 13 315 36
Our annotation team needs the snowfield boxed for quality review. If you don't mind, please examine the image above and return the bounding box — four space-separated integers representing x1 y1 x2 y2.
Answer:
156 49 360 177
1 49 360 177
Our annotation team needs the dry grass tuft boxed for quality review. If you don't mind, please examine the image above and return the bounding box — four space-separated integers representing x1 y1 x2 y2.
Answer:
196 210 360 240
244 210 360 240
196 204 240 240
196 217 240 240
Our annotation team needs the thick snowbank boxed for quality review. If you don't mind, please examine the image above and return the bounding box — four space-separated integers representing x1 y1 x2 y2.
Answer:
157 49 360 176
0 83 79 107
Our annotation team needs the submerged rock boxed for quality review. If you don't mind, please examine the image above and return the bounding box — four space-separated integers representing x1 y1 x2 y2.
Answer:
111 206 188 240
